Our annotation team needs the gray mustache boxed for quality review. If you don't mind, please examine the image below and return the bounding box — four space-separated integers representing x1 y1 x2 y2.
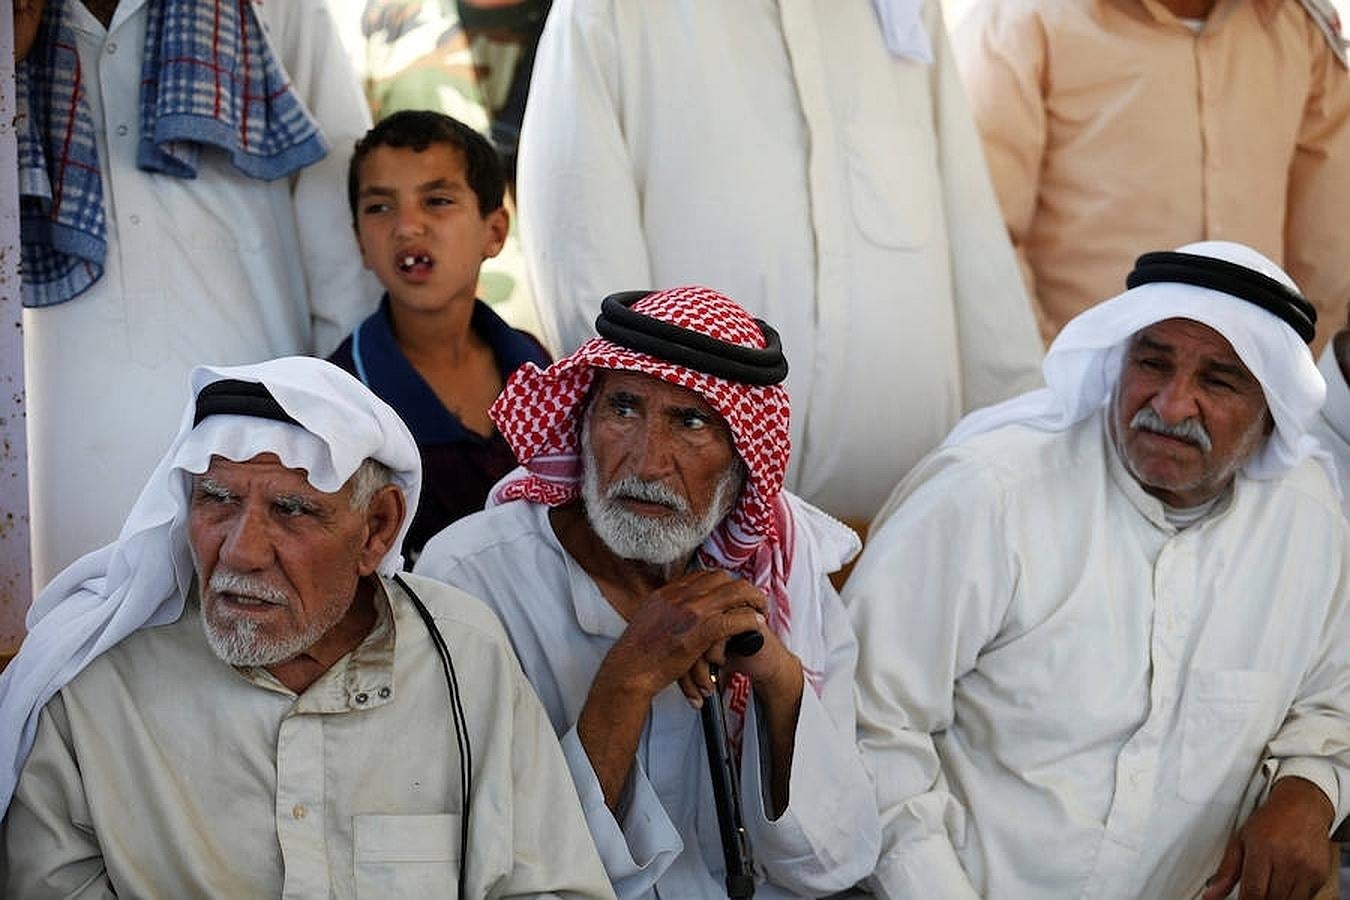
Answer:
1129 406 1212 453
606 476 690 514
209 570 289 605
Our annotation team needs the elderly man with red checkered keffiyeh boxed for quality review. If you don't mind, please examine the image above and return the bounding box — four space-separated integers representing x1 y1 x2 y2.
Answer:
415 286 881 898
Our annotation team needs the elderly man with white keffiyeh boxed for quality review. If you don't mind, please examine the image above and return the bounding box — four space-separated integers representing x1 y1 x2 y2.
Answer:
415 286 882 899
0 357 614 898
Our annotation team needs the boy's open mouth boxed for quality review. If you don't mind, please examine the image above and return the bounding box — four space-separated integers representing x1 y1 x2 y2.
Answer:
397 253 433 274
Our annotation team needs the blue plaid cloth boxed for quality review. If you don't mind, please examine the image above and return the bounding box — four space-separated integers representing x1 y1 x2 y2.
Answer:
18 0 331 308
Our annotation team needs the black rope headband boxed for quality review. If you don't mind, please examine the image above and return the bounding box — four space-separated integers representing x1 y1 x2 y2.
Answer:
1126 251 1317 344
193 379 301 426
594 291 789 386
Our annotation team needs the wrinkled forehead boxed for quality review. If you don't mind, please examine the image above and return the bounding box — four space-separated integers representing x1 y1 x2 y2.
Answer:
583 369 744 468
1120 318 1271 415
588 368 720 415
1126 318 1250 369
192 452 328 494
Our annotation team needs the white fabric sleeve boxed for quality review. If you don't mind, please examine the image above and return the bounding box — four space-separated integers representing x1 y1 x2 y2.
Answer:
516 0 654 356
926 0 1045 410
558 725 682 898
1 699 115 899
845 449 1014 899
1265 529 1350 830
267 0 379 356
736 628 882 895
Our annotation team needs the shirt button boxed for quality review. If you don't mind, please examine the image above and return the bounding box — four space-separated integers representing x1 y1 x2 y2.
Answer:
128 214 140 225
355 692 369 704
106 42 118 55
115 124 129 137
378 687 391 699
292 804 307 820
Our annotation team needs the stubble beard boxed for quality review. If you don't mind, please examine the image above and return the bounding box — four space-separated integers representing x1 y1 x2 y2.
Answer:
199 570 343 667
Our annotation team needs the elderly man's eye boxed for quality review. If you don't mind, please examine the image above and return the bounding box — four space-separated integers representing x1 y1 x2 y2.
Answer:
682 413 709 430
607 394 639 417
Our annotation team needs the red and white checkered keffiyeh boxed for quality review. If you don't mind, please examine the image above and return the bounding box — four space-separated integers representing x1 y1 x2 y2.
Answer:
489 286 822 735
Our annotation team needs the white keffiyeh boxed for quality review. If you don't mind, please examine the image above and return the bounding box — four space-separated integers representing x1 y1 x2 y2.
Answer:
945 241 1331 489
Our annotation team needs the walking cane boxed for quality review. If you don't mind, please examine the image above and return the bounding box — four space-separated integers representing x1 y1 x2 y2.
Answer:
701 630 763 899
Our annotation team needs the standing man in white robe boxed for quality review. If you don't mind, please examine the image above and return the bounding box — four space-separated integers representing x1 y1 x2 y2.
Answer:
415 286 881 897
847 241 1350 899
515 0 1044 529
15 0 379 588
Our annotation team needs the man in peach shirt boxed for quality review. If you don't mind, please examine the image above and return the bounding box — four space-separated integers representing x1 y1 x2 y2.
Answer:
954 0 1350 353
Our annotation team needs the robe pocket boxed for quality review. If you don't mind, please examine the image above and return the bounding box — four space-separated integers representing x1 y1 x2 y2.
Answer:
844 121 936 250
1177 669 1280 806
353 813 461 899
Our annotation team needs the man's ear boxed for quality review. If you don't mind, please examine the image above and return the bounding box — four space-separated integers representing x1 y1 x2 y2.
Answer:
357 485 407 575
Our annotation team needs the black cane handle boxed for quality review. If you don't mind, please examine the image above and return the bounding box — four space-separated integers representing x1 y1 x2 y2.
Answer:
726 630 765 658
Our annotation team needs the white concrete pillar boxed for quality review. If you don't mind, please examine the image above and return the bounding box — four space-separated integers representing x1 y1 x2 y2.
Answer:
0 7 33 660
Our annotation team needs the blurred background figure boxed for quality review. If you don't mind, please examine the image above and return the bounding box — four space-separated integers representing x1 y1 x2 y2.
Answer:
953 0 1350 352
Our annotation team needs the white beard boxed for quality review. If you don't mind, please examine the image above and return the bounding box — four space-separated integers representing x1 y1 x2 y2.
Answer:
580 435 742 567
199 570 343 667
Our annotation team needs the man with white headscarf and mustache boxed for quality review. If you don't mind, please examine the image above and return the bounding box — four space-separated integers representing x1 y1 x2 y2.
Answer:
414 286 881 898
846 241 1350 900
0 356 613 899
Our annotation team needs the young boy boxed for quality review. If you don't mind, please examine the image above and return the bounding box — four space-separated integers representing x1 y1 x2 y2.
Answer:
329 110 551 560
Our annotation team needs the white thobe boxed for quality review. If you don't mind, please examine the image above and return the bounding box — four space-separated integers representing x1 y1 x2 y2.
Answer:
846 410 1350 899
414 497 880 898
3 574 615 899
516 0 1044 523
1313 345 1350 516
23 0 380 587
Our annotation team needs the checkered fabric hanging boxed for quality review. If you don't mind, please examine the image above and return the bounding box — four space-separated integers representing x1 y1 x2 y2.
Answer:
18 0 329 308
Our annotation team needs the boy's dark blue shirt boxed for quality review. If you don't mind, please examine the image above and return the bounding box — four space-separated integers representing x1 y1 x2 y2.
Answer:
328 294 551 558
